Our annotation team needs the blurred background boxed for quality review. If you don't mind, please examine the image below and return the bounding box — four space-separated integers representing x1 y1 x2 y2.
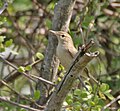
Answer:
0 0 120 110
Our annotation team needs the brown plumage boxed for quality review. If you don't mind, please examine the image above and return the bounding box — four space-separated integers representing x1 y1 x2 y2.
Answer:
49 30 78 69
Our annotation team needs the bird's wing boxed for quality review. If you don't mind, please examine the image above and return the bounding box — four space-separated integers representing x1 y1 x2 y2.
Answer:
68 49 74 58
68 47 77 59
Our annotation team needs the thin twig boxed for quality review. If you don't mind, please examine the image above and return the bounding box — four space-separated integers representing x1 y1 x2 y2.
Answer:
101 95 120 111
31 74 55 86
0 55 55 86
0 96 42 111
0 80 44 109
0 1 8 14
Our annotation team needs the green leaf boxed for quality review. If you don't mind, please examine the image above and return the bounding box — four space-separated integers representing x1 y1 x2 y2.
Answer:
100 83 109 92
117 108 120 111
36 52 44 60
66 93 73 105
0 43 5 52
82 16 94 29
98 16 108 22
80 92 88 98
104 93 114 100
118 100 120 105
5 39 13 47
94 95 99 104
18 66 25 72
74 89 81 96
74 102 81 110
66 99 73 105
45 19 52 29
57 77 61 82
98 99 105 106
0 36 5 43
58 64 65 71
13 0 32 11
34 90 40 100
99 91 106 100
66 93 73 100
88 101 95 106
0 47 5 52
25 65 32 71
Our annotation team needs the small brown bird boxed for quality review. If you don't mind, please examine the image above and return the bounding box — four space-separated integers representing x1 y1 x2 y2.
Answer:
49 30 98 87
49 30 78 70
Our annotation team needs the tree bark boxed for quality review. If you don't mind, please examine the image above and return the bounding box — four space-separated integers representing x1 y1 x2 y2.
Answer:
45 51 99 111
37 0 76 105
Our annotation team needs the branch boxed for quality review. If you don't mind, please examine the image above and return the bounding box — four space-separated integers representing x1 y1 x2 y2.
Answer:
0 96 42 111
101 95 120 111
45 45 99 111
0 55 55 86
0 1 8 14
37 0 77 105
0 80 44 109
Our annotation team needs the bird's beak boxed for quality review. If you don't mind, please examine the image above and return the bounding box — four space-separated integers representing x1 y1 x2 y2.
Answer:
49 30 57 35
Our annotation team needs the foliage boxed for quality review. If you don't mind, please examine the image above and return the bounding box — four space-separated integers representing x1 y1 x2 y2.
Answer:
64 83 115 111
0 0 120 110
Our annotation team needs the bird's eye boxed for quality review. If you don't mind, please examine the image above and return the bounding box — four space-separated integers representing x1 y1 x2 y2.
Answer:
61 34 65 38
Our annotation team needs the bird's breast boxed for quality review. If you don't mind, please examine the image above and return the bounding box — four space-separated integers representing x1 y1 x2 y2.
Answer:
56 44 73 69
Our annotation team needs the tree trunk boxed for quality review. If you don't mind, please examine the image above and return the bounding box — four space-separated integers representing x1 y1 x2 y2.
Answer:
37 0 76 105
45 51 99 111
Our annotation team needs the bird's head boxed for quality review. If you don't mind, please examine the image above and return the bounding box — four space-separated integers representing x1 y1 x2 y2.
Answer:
49 30 73 44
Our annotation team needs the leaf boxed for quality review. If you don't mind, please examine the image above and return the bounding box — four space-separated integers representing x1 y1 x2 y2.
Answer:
93 95 99 104
5 39 13 47
82 16 94 29
45 19 52 29
66 99 73 105
25 65 32 71
74 102 81 110
99 91 106 100
104 93 114 100
74 89 81 96
118 100 120 105
65 93 73 105
18 66 25 72
36 52 44 60
34 90 40 100
100 83 109 92
59 64 65 71
66 93 73 100
98 99 105 106
117 108 120 111
88 101 95 106
98 16 108 22
13 0 32 11
57 77 61 82
0 43 5 52
0 47 5 52
0 36 5 43
80 92 88 98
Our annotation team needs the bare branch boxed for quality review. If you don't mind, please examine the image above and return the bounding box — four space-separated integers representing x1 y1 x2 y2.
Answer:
0 96 42 111
101 95 120 111
0 80 44 109
0 1 8 14
45 47 99 111
0 55 55 86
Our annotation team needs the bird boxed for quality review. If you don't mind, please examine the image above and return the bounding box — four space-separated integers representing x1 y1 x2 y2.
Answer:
49 30 78 70
49 30 98 88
